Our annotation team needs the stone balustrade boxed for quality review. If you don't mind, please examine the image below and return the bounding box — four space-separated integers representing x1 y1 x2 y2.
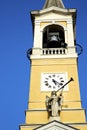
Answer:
42 48 67 55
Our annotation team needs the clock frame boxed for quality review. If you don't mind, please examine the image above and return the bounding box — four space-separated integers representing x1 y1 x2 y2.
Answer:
41 72 68 91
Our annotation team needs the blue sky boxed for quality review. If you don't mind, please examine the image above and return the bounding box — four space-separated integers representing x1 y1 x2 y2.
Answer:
0 0 87 130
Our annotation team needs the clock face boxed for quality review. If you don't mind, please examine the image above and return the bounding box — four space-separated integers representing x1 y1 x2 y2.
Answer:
41 73 67 91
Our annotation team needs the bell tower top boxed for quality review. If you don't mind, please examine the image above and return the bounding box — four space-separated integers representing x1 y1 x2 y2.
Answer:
43 0 65 9
29 0 77 60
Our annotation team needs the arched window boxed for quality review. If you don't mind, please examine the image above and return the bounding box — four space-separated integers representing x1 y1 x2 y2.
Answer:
43 24 67 48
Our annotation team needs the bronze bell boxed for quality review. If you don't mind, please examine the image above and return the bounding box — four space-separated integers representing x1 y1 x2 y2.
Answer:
49 35 58 42
47 32 61 48
48 32 59 43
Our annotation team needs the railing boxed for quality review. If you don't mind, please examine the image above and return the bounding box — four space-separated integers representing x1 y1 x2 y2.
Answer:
42 48 67 55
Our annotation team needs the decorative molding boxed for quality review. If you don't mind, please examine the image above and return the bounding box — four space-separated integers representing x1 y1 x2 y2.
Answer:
26 108 85 112
28 100 81 103
30 54 78 60
34 120 79 130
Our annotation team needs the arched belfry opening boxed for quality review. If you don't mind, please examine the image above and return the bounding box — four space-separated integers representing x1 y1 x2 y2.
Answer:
43 24 67 48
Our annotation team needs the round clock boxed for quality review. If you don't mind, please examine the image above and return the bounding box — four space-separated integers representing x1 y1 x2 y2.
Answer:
41 73 67 91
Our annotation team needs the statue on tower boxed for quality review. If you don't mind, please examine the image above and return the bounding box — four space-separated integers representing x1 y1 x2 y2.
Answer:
45 78 74 118
46 91 63 117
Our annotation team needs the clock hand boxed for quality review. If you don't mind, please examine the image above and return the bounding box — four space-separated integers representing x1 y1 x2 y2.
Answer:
52 79 62 86
52 79 60 85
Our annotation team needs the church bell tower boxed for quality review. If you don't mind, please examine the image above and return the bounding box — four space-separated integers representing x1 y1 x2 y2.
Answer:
20 0 87 130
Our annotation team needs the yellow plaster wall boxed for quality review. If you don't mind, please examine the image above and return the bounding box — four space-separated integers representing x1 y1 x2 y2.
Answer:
55 21 67 27
40 22 51 27
40 21 67 28
20 127 36 130
28 58 81 110
26 111 49 124
60 110 86 123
